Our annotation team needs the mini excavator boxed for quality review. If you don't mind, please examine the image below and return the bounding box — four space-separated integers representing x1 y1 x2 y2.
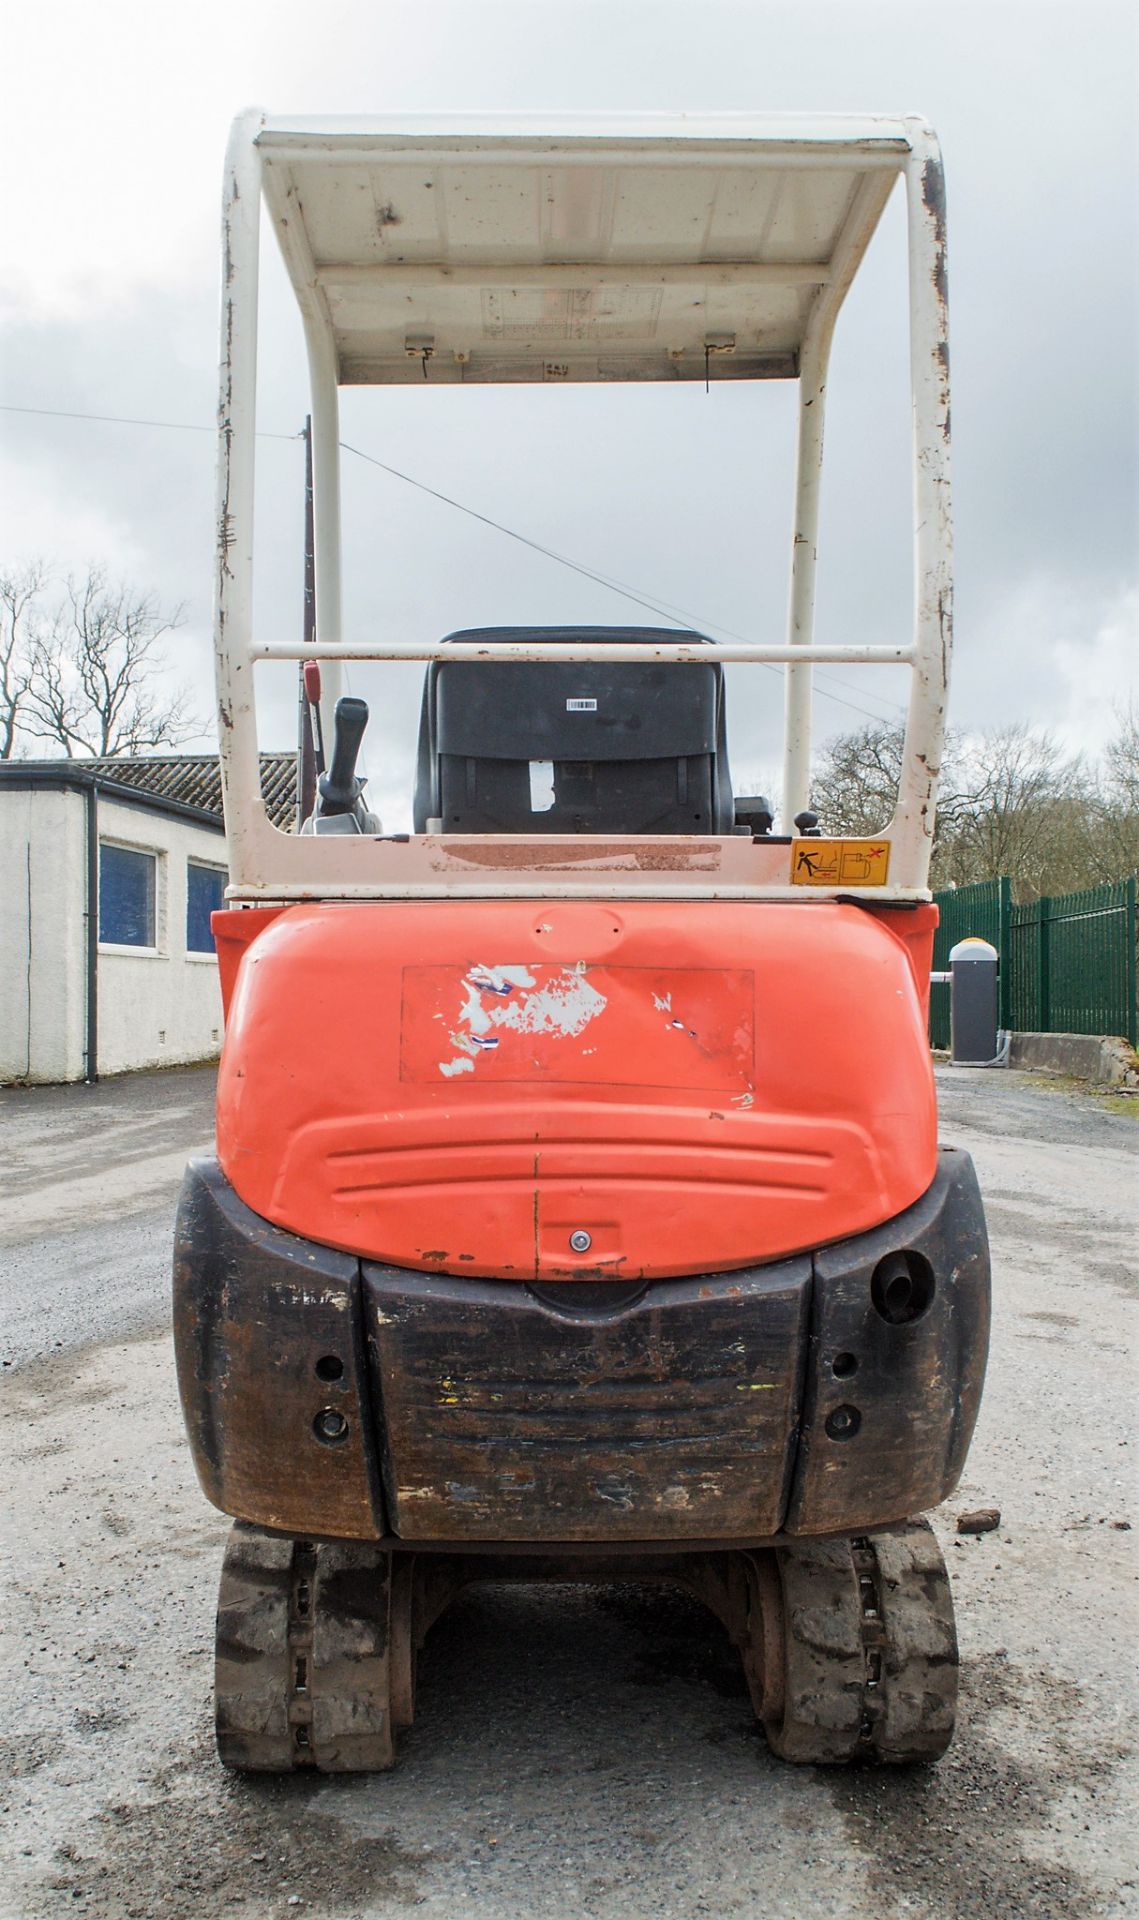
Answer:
175 111 989 1772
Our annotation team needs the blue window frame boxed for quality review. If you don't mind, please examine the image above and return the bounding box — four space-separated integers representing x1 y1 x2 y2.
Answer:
99 843 157 948
187 861 226 954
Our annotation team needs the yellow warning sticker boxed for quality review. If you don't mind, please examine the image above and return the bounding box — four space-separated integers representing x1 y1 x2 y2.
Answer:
790 838 891 887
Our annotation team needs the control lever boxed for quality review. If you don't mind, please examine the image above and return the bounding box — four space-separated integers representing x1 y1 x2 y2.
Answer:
318 696 370 816
302 659 326 774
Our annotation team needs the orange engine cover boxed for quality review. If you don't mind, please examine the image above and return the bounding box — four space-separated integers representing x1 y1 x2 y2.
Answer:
213 898 937 1280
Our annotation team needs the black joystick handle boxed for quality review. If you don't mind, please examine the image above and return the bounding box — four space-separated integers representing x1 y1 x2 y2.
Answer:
318 696 369 815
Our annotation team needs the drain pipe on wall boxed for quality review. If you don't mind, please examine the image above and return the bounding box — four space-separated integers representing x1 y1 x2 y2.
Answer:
84 779 99 1083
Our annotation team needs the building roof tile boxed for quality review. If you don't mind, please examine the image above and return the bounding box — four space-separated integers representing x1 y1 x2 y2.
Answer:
3 753 298 830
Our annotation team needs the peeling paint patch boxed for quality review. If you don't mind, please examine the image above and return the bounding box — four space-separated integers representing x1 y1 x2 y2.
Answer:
402 961 755 1090
437 961 607 1077
469 973 517 997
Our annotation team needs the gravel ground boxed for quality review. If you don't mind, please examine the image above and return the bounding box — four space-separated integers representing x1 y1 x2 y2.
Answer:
1 1064 1136 1920
1 1068 215 1368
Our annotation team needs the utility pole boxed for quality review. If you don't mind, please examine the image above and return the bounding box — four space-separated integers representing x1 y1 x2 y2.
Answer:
297 415 317 827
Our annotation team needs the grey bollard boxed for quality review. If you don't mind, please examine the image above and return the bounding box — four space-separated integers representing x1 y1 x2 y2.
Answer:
949 937 1001 1066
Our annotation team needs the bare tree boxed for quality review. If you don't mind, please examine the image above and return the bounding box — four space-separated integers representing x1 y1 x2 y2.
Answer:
0 561 46 757
938 725 1090 896
810 718 1122 898
6 564 198 758
1091 700 1139 879
1103 700 1139 809
809 720 969 876
810 719 906 837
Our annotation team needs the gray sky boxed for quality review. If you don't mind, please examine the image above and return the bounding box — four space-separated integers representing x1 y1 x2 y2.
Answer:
2 0 1136 827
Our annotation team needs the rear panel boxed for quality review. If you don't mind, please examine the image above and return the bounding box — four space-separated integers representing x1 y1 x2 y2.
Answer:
213 898 937 1279
363 1258 811 1541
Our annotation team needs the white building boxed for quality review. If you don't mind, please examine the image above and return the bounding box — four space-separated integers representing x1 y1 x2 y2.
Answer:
0 755 295 1084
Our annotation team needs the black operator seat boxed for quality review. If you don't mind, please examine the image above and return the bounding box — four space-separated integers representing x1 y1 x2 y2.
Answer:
412 626 734 835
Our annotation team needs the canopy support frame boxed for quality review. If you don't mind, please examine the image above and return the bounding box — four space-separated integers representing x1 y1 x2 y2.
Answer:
212 114 953 902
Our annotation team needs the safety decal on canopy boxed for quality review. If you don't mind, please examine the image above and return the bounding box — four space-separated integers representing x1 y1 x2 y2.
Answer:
790 839 891 887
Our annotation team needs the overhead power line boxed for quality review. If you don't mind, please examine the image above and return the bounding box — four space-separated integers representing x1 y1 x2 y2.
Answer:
339 440 900 724
0 401 299 442
1 399 906 724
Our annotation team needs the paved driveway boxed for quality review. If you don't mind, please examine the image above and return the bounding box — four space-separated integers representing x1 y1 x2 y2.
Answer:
2 1066 215 1368
1 1065 1135 1919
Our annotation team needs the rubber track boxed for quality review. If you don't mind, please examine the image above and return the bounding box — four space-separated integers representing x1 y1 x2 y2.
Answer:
761 1519 958 1765
215 1524 396 1773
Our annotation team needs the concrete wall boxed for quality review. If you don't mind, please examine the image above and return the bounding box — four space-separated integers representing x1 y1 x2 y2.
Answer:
0 786 88 1083
1008 1031 1139 1086
95 795 226 1076
0 783 227 1084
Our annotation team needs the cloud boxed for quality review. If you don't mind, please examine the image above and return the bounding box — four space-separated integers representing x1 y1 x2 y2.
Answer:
1052 586 1139 760
0 451 142 572
2 0 1135 811
951 575 1139 763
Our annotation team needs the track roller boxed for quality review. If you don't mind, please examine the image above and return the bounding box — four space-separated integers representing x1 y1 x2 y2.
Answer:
215 1524 412 1772
744 1519 959 1765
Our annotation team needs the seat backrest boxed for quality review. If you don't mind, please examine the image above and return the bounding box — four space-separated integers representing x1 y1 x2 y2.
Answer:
413 627 734 835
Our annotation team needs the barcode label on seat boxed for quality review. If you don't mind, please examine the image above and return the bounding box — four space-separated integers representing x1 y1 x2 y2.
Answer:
566 698 597 711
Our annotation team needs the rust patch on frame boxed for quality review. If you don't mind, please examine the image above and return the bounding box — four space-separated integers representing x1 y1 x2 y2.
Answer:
921 155 949 311
430 839 725 874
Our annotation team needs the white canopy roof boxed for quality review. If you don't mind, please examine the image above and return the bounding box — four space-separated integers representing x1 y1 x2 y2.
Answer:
257 114 911 385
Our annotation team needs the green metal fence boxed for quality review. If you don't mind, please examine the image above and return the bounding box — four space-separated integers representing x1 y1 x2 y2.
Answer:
1009 878 1138 1043
930 874 1137 1048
